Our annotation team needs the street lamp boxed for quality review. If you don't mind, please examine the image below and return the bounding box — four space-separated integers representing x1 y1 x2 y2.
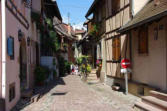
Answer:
18 29 23 42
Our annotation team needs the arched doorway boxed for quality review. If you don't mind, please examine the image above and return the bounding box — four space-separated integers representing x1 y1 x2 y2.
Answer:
19 38 27 91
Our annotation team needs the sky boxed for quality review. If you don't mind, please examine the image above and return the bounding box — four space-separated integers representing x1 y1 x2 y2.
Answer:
56 0 94 29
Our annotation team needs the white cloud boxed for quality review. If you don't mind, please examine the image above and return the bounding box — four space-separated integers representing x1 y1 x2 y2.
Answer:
62 16 86 30
73 22 86 30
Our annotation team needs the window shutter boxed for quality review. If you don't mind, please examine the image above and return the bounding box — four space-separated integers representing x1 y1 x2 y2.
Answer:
7 37 13 56
139 26 148 54
112 38 116 60
7 37 14 59
116 38 120 61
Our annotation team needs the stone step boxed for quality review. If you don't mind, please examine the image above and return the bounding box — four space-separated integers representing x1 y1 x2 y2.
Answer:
87 76 98 80
150 91 167 102
88 73 97 76
90 70 97 74
135 101 162 111
87 79 100 84
142 96 167 110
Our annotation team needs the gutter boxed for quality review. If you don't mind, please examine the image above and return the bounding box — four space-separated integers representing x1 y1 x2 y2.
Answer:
1 0 6 99
85 0 99 18
119 10 167 33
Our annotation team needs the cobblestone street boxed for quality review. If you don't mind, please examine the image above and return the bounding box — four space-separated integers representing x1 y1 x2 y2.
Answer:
15 75 139 111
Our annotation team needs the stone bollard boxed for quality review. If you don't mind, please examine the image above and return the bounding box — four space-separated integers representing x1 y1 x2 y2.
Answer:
0 98 5 111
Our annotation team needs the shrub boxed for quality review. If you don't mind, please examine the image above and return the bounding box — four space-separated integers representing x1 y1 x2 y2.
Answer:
86 64 92 73
58 56 71 76
65 61 71 73
34 66 50 85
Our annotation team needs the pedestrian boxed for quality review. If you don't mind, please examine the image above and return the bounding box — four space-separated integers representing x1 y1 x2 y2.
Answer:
71 64 74 75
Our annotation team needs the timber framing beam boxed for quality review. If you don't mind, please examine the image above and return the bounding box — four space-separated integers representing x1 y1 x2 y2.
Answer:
6 0 29 29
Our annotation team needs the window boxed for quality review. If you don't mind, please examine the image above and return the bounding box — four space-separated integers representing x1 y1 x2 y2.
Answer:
138 26 148 54
9 83 15 102
112 37 121 61
112 0 120 15
7 37 14 60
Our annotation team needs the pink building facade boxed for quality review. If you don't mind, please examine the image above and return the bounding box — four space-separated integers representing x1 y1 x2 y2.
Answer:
0 0 41 111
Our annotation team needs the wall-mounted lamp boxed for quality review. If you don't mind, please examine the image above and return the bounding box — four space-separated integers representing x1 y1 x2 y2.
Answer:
27 37 30 46
18 29 23 41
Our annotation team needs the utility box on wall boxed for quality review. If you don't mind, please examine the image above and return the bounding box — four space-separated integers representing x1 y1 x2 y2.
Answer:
0 98 5 111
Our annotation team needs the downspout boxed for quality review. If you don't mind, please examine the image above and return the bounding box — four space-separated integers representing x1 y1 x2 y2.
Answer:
131 0 134 18
1 0 6 99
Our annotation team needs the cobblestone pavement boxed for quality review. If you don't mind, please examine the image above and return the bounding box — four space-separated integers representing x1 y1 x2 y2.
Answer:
16 75 139 111
88 83 140 111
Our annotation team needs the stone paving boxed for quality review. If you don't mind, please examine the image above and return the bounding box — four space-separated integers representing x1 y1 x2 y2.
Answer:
13 75 140 111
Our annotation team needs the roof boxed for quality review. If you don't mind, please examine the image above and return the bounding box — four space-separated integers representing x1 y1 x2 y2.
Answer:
83 18 93 25
53 17 76 40
119 0 167 33
75 29 86 34
85 0 99 17
44 0 62 21
62 23 76 36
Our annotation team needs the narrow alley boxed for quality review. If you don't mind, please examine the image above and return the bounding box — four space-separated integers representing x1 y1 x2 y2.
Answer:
1 0 167 111
12 75 139 111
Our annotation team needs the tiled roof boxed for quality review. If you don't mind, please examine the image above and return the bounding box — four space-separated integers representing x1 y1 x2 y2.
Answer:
119 0 167 33
53 18 76 40
75 29 85 34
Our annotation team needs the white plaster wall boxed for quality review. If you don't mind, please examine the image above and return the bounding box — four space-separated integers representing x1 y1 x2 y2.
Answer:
133 0 149 15
5 0 33 110
40 56 59 77
32 0 41 13
132 17 167 91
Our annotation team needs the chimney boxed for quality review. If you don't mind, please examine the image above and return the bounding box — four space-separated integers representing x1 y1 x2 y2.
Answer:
154 0 160 6
67 25 71 35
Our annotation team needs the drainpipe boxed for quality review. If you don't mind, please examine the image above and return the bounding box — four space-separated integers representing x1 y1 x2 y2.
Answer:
1 0 6 100
131 0 134 18
129 31 132 80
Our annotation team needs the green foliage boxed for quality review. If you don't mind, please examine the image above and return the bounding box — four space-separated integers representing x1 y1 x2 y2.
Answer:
86 64 92 73
49 30 57 38
53 58 56 66
41 18 61 53
89 24 99 36
53 70 57 77
76 55 89 66
64 61 71 73
80 64 92 73
31 12 40 22
58 56 71 76
49 31 61 52
46 18 52 28
34 66 50 85
76 55 91 74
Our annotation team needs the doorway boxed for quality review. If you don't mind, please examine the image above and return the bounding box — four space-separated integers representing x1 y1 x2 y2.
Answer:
19 39 27 91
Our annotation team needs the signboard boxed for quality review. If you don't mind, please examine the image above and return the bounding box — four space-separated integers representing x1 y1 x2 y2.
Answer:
121 59 131 69
121 59 131 95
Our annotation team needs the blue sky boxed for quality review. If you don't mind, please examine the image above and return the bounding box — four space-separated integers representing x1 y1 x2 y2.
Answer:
56 0 94 29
